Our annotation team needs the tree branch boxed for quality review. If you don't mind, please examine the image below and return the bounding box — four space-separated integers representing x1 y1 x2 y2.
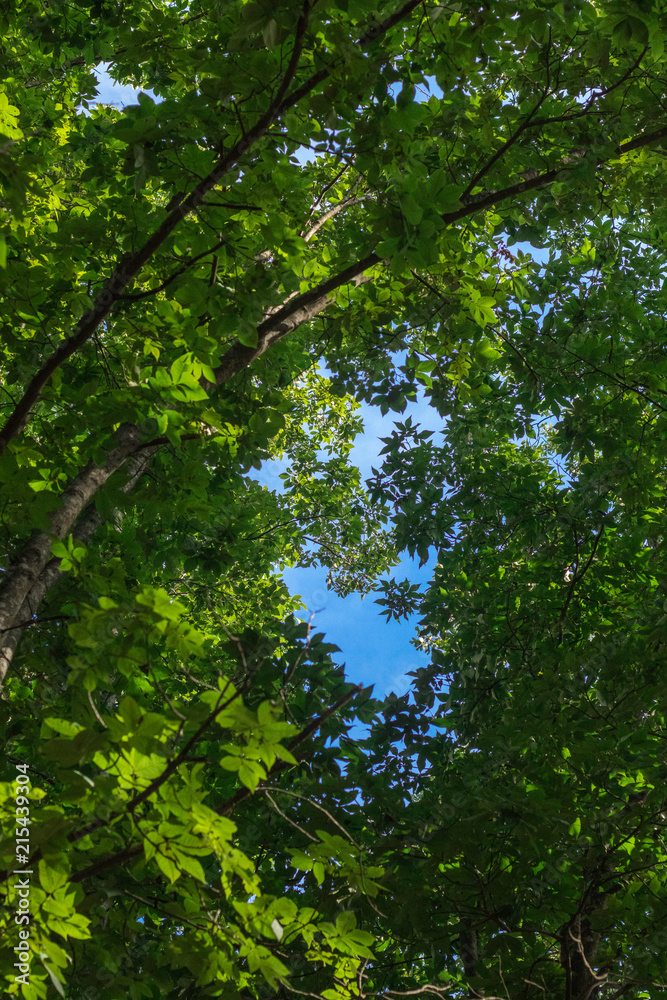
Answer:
211 256 379 385
461 26 553 199
0 424 141 650
217 684 362 816
72 682 240 846
0 438 156 683
118 237 228 301
0 0 423 456
66 684 362 885
301 197 364 241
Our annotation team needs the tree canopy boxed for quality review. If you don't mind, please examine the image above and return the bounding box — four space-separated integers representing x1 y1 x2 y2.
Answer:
3 1 667 998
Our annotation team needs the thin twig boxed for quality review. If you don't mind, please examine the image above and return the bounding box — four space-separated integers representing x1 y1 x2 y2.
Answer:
301 197 364 241
256 785 360 847
87 690 108 729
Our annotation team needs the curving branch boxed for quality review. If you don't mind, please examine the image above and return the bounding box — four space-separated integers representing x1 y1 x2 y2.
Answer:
0 2 312 457
211 254 379 385
0 439 156 682
0 424 142 643
118 237 228 301
0 0 426 457
301 196 365 242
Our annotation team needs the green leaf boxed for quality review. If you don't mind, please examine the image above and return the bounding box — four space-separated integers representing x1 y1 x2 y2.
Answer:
263 19 278 47
155 852 181 884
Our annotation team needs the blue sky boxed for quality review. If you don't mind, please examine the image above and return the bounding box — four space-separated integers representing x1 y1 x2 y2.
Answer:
254 382 441 698
93 66 155 106
272 394 441 698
